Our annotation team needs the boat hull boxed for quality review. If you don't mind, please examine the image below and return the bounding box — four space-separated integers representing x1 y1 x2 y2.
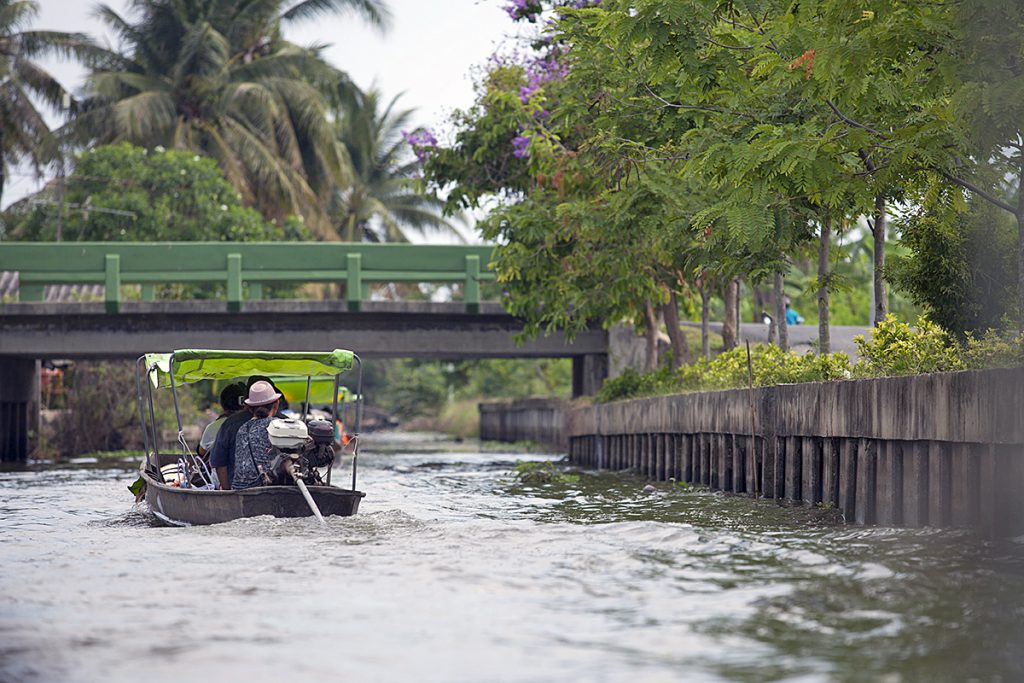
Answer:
142 469 364 526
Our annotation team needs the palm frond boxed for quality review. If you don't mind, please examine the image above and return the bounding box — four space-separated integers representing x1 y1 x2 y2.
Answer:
280 0 391 31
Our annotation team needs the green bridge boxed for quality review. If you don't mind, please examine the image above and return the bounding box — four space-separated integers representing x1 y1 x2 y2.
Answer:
0 242 498 313
0 242 611 462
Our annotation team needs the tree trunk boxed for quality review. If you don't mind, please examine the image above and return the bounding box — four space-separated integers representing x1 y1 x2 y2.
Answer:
700 282 710 359
660 291 690 369
0 138 5 210
1018 211 1024 332
818 215 832 355
722 279 739 350
774 270 788 351
643 299 659 372
872 194 887 325
735 278 743 335
753 285 769 322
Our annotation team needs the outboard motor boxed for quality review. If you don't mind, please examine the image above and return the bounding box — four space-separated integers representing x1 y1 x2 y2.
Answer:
304 419 337 468
268 418 309 452
263 418 335 486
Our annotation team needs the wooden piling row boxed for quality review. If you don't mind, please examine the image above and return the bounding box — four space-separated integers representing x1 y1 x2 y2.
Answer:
569 432 1018 533
521 369 1024 535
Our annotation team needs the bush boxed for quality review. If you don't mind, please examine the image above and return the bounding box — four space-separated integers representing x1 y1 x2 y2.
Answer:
596 315 1022 403
39 360 202 459
597 366 674 402
598 344 852 402
852 315 963 377
961 328 1024 370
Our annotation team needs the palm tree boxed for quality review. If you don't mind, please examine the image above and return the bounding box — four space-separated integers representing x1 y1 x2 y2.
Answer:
330 87 460 242
0 0 97 207
72 0 389 232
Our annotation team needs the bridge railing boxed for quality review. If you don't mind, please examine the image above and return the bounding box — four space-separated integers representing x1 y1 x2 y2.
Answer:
0 242 498 313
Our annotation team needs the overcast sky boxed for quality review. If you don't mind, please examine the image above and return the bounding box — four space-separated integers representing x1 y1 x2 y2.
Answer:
4 0 520 208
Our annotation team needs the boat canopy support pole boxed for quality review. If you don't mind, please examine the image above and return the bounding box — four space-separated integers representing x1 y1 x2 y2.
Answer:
301 377 311 422
146 368 160 459
134 356 152 469
351 355 363 492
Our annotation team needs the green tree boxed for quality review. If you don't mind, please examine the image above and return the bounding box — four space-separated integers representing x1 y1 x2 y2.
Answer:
72 0 389 232
890 201 1017 336
11 143 305 242
0 0 98 206
329 87 457 242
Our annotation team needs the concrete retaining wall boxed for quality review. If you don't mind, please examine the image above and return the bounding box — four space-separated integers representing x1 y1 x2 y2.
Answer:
566 369 1024 535
479 398 567 451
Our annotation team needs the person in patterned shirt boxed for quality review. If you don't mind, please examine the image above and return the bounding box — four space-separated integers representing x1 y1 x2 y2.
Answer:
231 380 283 490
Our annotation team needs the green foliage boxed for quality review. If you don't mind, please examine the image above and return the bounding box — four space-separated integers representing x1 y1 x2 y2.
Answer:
596 367 673 403
599 314 1023 401
852 315 964 377
71 0 388 231
367 357 572 421
0 0 103 206
961 329 1024 370
11 144 307 242
36 360 202 459
890 202 1018 336
436 399 480 440
329 88 458 243
598 344 851 402
381 361 449 419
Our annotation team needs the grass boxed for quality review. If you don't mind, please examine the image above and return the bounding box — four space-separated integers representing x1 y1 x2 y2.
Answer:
436 399 480 440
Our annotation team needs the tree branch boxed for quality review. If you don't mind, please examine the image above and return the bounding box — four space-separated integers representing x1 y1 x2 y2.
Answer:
826 100 890 140
936 168 1017 214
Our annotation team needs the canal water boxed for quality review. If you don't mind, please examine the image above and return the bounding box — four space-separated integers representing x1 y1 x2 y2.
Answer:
1 433 1023 683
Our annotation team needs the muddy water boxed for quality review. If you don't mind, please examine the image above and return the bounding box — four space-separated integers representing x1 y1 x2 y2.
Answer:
1 433 1023 683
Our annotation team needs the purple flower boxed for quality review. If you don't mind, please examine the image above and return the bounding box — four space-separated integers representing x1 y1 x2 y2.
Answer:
402 128 438 163
519 84 539 104
504 0 542 22
512 135 531 158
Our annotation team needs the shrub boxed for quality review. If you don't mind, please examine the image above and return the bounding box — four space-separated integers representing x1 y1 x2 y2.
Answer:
961 328 1024 370
852 315 963 377
598 344 852 402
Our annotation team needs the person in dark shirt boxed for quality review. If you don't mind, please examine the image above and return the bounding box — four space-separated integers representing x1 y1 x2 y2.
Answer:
232 380 283 490
197 382 246 458
209 376 280 490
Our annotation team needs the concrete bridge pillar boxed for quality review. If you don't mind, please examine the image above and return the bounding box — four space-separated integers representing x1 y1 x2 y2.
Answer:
572 354 608 398
0 357 40 463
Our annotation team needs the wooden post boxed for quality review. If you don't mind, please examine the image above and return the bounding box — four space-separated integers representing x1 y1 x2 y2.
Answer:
464 254 480 314
226 253 242 313
104 254 121 314
346 252 362 312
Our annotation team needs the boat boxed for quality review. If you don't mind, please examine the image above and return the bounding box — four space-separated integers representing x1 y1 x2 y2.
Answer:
133 349 366 526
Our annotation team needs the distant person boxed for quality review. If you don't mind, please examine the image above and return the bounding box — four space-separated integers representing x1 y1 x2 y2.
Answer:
210 376 282 490
785 298 804 325
231 381 283 490
197 383 246 458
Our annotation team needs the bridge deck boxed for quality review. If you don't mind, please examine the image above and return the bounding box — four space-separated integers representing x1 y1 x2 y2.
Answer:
0 300 607 360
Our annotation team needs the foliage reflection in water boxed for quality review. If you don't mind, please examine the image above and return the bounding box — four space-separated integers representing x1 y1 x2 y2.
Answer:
0 434 1022 683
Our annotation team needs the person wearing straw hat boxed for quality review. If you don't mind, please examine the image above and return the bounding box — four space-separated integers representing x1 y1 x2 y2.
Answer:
231 380 284 490
211 377 283 489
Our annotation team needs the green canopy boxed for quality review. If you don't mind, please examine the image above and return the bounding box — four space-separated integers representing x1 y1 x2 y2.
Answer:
273 377 356 406
145 349 355 388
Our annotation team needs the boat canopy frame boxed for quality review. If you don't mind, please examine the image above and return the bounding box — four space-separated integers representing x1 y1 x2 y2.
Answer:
135 348 363 491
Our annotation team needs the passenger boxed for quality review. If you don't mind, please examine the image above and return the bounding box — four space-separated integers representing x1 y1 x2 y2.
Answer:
231 380 283 490
210 376 282 490
197 382 246 458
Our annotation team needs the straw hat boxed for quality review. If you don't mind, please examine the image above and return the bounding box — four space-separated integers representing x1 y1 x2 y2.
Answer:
244 380 282 406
